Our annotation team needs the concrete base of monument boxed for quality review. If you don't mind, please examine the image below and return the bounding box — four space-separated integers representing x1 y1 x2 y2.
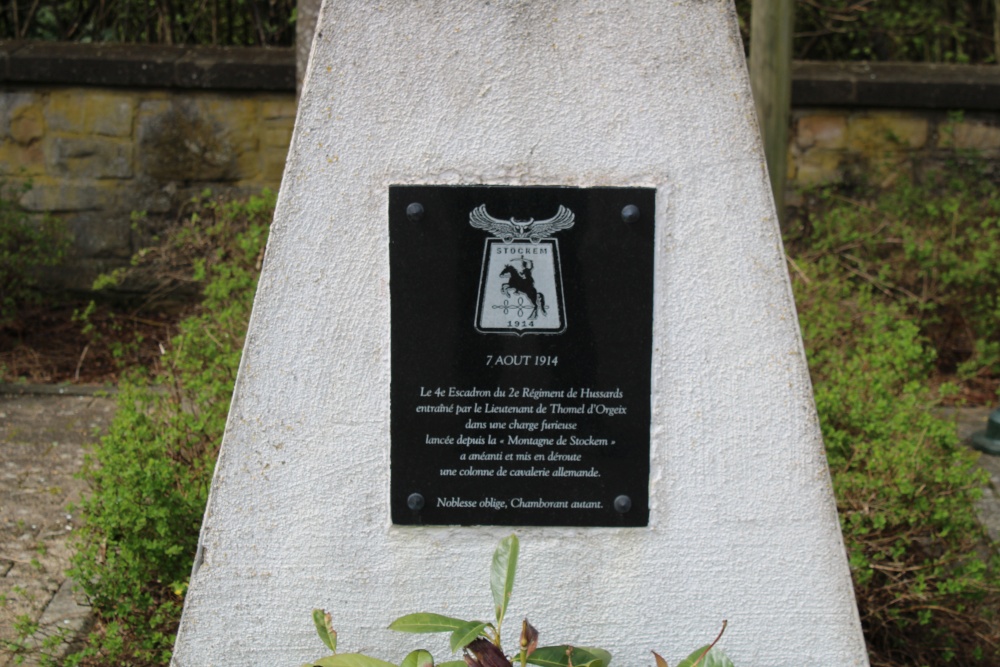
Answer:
170 2 870 666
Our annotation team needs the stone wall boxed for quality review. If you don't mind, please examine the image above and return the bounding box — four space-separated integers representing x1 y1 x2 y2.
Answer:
791 108 1000 187
0 43 295 291
787 61 1000 190
1 45 998 291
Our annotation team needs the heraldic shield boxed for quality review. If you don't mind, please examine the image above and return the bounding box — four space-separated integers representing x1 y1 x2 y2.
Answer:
471 204 573 335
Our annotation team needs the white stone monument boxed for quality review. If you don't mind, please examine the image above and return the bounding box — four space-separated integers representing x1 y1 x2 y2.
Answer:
171 1 869 665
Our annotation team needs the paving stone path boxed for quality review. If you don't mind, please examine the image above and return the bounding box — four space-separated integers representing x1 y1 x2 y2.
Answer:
1 389 115 667
949 406 1000 543
0 390 997 665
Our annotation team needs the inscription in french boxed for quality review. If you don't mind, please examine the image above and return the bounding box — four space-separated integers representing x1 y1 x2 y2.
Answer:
390 185 654 527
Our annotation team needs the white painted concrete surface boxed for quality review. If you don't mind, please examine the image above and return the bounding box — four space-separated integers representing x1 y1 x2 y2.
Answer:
171 2 869 665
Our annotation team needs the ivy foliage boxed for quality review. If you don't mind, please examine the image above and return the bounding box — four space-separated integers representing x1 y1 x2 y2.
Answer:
65 191 275 666
4 0 998 63
1 0 294 45
787 163 1000 666
735 0 998 63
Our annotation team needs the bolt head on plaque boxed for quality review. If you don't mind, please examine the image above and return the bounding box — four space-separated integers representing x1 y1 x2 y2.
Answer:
406 202 425 222
407 492 425 510
621 204 640 224
614 495 632 513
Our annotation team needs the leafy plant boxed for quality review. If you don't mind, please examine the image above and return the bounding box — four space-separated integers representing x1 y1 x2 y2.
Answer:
1 0 294 45
0 180 70 326
63 190 275 666
734 0 999 63
787 158 1000 401
787 164 1000 666
305 535 734 667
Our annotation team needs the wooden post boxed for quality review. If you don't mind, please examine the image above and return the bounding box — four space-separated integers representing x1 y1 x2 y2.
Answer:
994 0 1000 64
749 0 794 227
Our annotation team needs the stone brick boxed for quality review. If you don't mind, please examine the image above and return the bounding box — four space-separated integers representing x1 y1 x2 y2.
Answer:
83 92 135 137
137 100 237 181
793 149 842 187
137 97 172 116
261 97 296 120
794 113 846 150
68 212 133 259
118 178 175 214
174 47 295 90
0 93 35 140
201 96 258 131
137 96 259 182
261 124 293 148
232 142 260 181
45 137 133 179
947 120 1000 151
10 101 44 144
260 148 288 185
847 113 928 152
18 181 116 212
44 90 86 133
0 139 45 175
204 97 260 180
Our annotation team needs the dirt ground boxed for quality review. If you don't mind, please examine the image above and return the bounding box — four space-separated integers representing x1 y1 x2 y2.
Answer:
1 300 183 386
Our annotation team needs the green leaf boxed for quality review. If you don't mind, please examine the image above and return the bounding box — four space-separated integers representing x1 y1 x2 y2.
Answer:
400 649 434 667
676 647 734 667
437 662 467 667
310 654 399 667
527 646 603 667
579 647 612 667
449 620 491 652
389 613 470 634
490 534 519 626
313 609 337 653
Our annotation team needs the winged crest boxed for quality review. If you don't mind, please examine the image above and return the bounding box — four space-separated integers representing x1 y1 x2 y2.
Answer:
469 205 575 243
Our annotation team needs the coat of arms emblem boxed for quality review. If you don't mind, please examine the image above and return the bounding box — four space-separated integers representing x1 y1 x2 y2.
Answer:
470 204 574 334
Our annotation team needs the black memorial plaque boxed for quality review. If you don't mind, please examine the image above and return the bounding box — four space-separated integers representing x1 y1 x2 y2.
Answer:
390 185 653 527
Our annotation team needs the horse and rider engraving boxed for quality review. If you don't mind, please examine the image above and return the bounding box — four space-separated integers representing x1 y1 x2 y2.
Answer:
469 203 575 333
499 258 546 320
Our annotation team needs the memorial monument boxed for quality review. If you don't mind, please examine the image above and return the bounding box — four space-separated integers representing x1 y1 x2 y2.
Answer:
171 2 870 666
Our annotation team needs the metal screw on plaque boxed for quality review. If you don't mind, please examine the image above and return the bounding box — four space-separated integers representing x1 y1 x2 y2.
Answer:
621 204 640 224
407 492 425 511
406 202 425 222
613 494 632 513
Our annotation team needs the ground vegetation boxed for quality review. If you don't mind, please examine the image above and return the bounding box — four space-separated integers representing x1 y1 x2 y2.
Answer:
61 191 272 666
734 0 998 63
1 0 293 45
2 1 997 64
786 157 1000 666
3 157 999 664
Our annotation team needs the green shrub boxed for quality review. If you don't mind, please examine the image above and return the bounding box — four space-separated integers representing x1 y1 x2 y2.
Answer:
63 164 1000 667
788 169 1000 665
0 180 70 326
788 160 1000 397
66 190 274 666
735 0 998 63
2 0 294 46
